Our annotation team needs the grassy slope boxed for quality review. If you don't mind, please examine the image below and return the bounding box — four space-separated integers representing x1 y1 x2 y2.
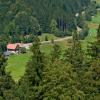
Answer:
6 33 58 81
6 34 71 81
82 29 97 50
7 36 69 81
6 52 31 81
96 0 100 4
6 9 100 81
39 33 59 42
82 10 100 50
92 12 100 23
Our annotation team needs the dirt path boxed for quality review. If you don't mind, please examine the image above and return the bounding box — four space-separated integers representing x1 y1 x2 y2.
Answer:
41 36 72 44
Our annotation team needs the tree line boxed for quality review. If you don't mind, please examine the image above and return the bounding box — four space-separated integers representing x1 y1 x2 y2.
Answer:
0 24 100 100
0 0 98 53
0 0 92 35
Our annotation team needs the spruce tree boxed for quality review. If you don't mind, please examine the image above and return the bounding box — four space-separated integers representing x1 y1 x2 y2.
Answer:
97 24 100 40
0 54 16 100
50 19 59 35
85 24 100 98
18 36 46 100
51 44 61 62
88 24 100 59
64 31 84 72
40 52 85 100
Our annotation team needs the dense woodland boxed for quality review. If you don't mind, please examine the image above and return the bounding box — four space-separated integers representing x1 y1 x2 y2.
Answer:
0 0 97 52
0 0 94 35
0 25 100 99
0 0 100 100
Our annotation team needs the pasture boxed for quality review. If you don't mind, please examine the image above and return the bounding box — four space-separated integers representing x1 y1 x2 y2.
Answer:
96 0 100 4
6 34 71 81
6 11 100 81
92 12 100 24
82 11 100 50
6 52 31 81
39 33 59 42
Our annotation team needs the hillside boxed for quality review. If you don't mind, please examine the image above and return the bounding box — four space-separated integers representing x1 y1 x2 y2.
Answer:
0 0 90 34
0 0 100 99
6 9 100 81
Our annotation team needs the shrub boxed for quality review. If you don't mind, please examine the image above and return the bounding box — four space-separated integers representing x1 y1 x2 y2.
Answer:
45 36 48 41
20 47 26 53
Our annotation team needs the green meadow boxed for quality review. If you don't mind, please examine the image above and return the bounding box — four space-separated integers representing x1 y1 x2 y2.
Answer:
92 12 100 24
82 11 100 50
6 11 100 81
6 52 31 81
39 33 59 42
6 36 71 81
96 0 100 4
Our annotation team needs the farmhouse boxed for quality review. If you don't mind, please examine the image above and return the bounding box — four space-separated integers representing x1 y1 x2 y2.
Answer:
7 43 20 54
6 42 32 55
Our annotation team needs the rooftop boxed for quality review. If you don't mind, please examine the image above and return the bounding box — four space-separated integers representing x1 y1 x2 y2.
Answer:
7 44 19 50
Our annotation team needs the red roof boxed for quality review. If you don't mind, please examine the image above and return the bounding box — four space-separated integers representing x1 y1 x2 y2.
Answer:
7 44 19 50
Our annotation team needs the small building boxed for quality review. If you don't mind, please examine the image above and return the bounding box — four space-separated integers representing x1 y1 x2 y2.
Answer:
7 44 20 54
3 51 12 58
22 43 32 50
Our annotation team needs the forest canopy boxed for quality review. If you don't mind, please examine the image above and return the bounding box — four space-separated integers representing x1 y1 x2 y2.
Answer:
0 0 91 35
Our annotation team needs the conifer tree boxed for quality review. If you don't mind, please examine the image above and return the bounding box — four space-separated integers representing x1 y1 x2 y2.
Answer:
64 31 84 72
97 24 100 40
18 36 46 100
83 24 100 99
51 44 61 62
40 52 85 100
50 19 59 35
88 24 100 59
0 54 16 100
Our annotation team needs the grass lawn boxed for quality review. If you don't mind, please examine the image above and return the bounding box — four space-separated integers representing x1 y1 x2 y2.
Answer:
82 11 100 50
91 12 100 24
82 29 97 50
96 0 100 4
6 33 59 81
88 11 100 28
6 52 31 81
6 38 71 81
39 33 59 42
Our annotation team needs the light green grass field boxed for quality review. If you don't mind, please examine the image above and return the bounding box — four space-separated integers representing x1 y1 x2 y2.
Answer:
6 38 70 81
6 34 58 81
82 11 100 50
92 12 100 23
96 0 100 4
82 29 97 50
39 33 59 42
6 52 31 81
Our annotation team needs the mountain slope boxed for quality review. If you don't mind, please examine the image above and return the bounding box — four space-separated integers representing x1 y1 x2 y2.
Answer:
0 0 90 34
